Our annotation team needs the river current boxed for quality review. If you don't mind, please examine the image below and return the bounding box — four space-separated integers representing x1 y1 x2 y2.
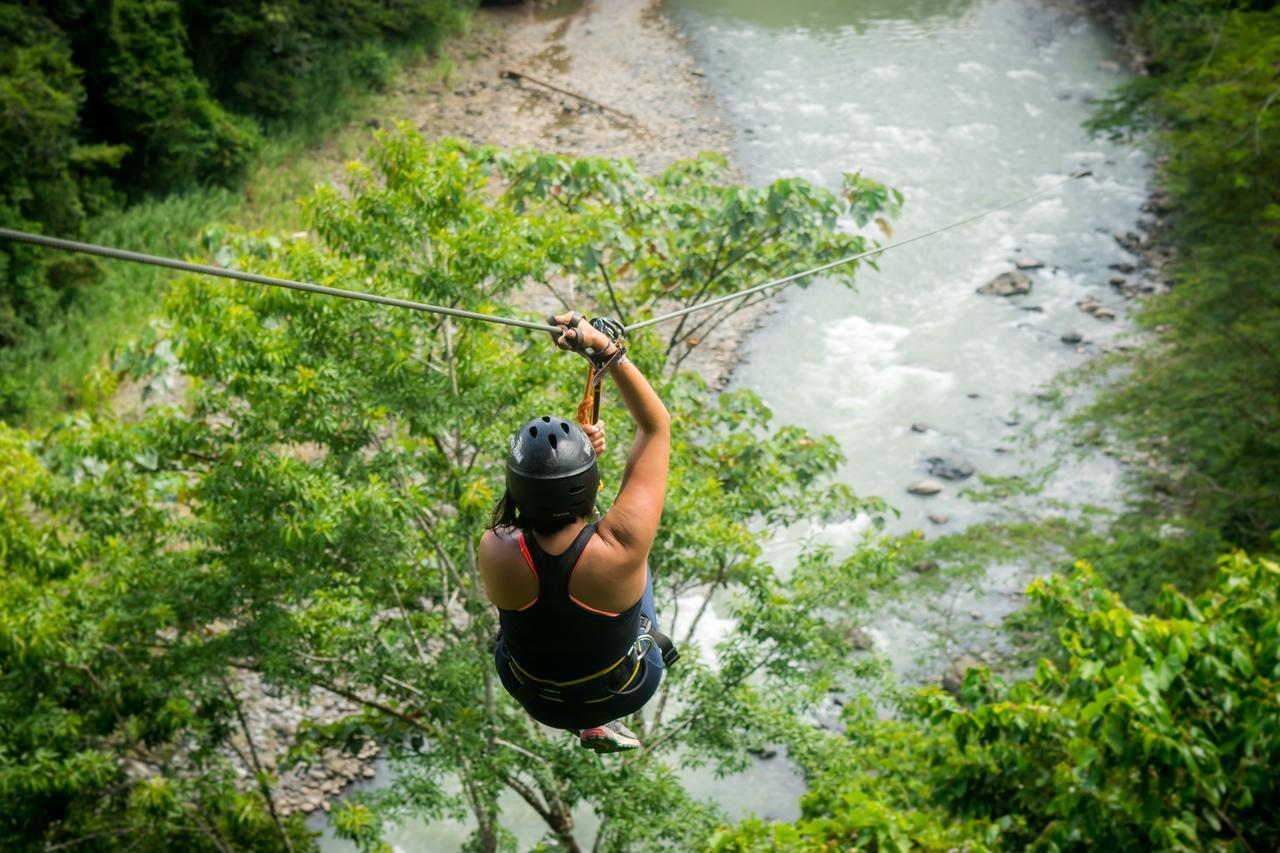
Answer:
318 0 1148 847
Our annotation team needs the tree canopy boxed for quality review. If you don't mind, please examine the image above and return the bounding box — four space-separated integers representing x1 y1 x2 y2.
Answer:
0 130 901 851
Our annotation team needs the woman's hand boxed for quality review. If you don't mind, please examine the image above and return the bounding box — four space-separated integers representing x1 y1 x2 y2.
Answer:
584 420 607 455
548 311 614 354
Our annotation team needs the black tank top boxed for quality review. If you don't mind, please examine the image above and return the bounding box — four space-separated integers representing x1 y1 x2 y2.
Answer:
497 522 643 682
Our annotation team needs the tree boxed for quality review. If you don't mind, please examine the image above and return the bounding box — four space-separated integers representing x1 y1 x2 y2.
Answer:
1 129 902 850
1081 1 1280 562
713 550 1280 851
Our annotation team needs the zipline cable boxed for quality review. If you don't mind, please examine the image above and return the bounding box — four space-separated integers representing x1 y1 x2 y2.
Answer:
0 169 1091 337
624 170 1092 332
0 227 562 334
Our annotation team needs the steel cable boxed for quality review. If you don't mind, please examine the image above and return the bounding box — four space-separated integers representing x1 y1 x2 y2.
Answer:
0 228 562 333
0 170 1091 338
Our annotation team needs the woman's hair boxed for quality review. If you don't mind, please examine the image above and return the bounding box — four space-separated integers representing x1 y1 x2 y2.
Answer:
487 489 582 535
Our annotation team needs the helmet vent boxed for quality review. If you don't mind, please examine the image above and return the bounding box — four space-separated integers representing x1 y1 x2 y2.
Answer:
548 434 558 449
560 422 570 434
529 426 538 437
541 415 552 423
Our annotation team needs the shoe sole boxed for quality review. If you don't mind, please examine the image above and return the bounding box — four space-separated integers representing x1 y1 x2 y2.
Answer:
580 733 640 753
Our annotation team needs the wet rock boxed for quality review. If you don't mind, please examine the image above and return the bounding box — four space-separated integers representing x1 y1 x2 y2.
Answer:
1061 330 1083 344
926 457 974 480
1020 305 1044 313
748 747 779 760
912 560 940 574
910 422 930 433
927 512 950 525
1109 261 1136 274
1077 296 1116 321
1109 275 1128 288
1014 257 1045 270
907 479 943 496
976 270 1032 296
848 627 873 651
941 655 983 697
967 392 980 399
1113 229 1143 252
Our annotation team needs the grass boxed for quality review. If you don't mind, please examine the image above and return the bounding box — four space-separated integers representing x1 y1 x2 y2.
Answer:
8 25 475 428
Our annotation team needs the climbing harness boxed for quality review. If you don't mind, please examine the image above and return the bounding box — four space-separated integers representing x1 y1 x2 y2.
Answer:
500 613 678 705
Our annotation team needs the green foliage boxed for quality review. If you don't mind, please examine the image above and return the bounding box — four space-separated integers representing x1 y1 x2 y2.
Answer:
0 131 901 850
0 4 87 361
0 0 473 422
715 551 1280 851
0 185 240 421
490 148 896 372
0 423 314 849
93 0 261 191
183 0 472 120
1083 0 1280 552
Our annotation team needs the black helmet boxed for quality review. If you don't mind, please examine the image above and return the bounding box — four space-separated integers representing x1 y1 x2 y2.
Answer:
505 415 599 525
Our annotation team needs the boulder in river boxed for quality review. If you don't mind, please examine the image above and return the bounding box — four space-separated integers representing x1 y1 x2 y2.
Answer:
910 422 929 433
928 512 950 525
908 479 943 495
976 270 1032 296
927 457 975 480
1078 296 1116 320
1061 330 1083 344
1014 257 1045 270
1113 229 1144 252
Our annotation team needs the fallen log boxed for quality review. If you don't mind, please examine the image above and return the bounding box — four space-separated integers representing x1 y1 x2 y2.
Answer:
498 68 638 124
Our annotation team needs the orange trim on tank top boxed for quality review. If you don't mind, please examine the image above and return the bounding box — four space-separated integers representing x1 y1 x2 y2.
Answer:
567 534 623 617
515 533 538 611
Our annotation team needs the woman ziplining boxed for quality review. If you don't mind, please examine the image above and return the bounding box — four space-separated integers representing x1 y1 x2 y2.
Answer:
480 312 677 753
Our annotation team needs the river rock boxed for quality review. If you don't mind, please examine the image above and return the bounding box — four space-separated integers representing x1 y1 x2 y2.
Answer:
907 479 943 495
1108 275 1128 287
1014 257 1045 270
910 422 929 433
848 627 873 650
941 655 984 697
926 457 974 480
1113 229 1143 252
912 560 940 574
1109 261 1136 274
1077 296 1116 320
928 512 950 525
976 270 1032 296
1061 330 1083 344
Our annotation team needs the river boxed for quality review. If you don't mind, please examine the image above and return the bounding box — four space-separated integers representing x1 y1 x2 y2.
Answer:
316 0 1148 847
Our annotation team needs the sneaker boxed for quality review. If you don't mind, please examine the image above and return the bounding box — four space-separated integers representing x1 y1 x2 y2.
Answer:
578 720 641 753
